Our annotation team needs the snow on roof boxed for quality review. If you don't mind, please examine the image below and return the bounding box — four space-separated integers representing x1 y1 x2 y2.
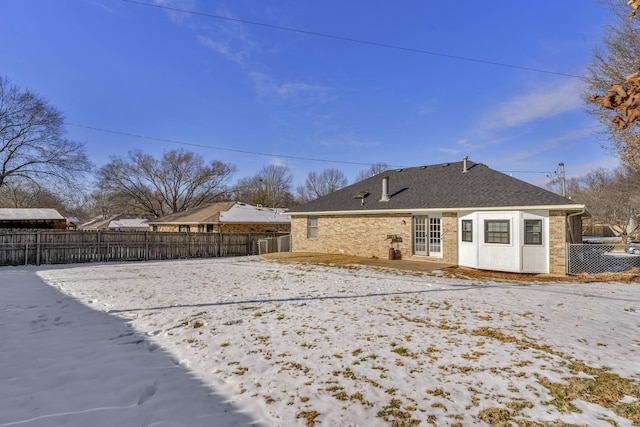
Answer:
219 203 290 224
0 208 65 221
80 215 107 228
108 219 149 229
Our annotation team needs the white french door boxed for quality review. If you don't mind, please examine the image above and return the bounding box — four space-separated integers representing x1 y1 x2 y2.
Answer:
413 215 442 257
429 216 442 255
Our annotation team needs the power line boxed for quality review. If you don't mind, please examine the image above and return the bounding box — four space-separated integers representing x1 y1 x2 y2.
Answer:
121 0 580 79
67 122 557 177
65 122 392 167
501 170 552 174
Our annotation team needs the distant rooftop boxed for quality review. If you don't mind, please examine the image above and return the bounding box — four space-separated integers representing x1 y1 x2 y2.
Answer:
0 208 65 221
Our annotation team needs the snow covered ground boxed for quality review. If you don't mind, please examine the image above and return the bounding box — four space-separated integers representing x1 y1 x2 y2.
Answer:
1 256 639 426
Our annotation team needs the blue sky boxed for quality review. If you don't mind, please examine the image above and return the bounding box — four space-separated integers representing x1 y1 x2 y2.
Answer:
1 0 617 189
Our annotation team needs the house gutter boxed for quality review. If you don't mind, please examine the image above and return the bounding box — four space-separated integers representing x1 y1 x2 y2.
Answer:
283 204 586 217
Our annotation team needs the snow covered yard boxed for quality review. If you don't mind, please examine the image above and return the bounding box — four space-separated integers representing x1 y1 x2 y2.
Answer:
2 256 639 426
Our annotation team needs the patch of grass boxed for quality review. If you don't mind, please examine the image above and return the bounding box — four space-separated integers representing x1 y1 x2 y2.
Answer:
392 346 408 356
537 361 640 423
376 399 420 426
470 326 518 343
478 407 511 424
232 366 248 376
255 335 270 345
297 410 319 427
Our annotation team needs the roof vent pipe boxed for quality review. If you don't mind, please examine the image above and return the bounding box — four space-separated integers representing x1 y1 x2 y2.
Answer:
380 176 390 202
462 156 468 173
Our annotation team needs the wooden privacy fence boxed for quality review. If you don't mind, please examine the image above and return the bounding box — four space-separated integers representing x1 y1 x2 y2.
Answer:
0 230 290 266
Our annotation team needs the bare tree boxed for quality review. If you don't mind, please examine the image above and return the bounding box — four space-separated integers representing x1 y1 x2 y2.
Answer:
584 2 640 165
0 76 92 190
354 162 389 183
98 149 236 216
296 168 348 203
544 175 581 199
233 164 294 207
571 166 640 242
0 178 65 210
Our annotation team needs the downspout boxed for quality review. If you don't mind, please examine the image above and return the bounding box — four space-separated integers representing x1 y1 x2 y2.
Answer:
566 208 585 244
565 208 585 275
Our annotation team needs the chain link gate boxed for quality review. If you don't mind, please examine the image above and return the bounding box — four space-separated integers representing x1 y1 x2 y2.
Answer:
257 234 291 255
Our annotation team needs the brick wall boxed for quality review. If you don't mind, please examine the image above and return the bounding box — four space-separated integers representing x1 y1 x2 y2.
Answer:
291 214 458 263
293 211 575 275
548 210 567 275
441 212 458 264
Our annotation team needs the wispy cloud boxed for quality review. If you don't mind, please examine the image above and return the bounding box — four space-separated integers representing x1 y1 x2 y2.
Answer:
478 80 582 134
268 157 288 168
502 128 593 165
154 3 334 105
438 138 487 156
197 35 247 65
250 72 335 105
153 0 196 25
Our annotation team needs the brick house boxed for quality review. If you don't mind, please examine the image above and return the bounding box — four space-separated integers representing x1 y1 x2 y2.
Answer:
0 208 67 229
285 159 585 275
147 201 290 234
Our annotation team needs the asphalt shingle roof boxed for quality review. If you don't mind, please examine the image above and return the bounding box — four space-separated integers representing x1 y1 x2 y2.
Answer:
287 160 582 214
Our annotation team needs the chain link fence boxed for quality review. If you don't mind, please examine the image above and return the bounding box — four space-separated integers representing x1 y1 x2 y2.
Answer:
567 243 640 274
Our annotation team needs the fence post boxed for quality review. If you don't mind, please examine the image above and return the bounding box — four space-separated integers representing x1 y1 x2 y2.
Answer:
145 231 149 261
186 232 190 258
35 230 41 266
97 230 102 262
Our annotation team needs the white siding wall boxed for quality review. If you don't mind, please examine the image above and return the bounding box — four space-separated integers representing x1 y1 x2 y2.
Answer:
458 210 549 273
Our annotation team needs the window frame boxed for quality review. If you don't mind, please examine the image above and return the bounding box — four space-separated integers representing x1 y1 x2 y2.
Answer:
524 219 543 245
461 219 473 242
484 220 510 244
307 215 318 238
179 225 191 233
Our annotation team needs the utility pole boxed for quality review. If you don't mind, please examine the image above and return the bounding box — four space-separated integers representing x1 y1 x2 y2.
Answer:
559 162 566 197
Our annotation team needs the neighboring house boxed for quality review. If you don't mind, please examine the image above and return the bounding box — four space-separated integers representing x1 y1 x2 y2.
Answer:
66 217 81 230
285 158 585 275
80 214 149 231
147 202 290 233
0 208 67 229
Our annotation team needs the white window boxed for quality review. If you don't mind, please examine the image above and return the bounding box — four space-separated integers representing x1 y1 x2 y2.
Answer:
461 219 473 242
307 216 318 238
524 219 542 245
484 220 509 244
